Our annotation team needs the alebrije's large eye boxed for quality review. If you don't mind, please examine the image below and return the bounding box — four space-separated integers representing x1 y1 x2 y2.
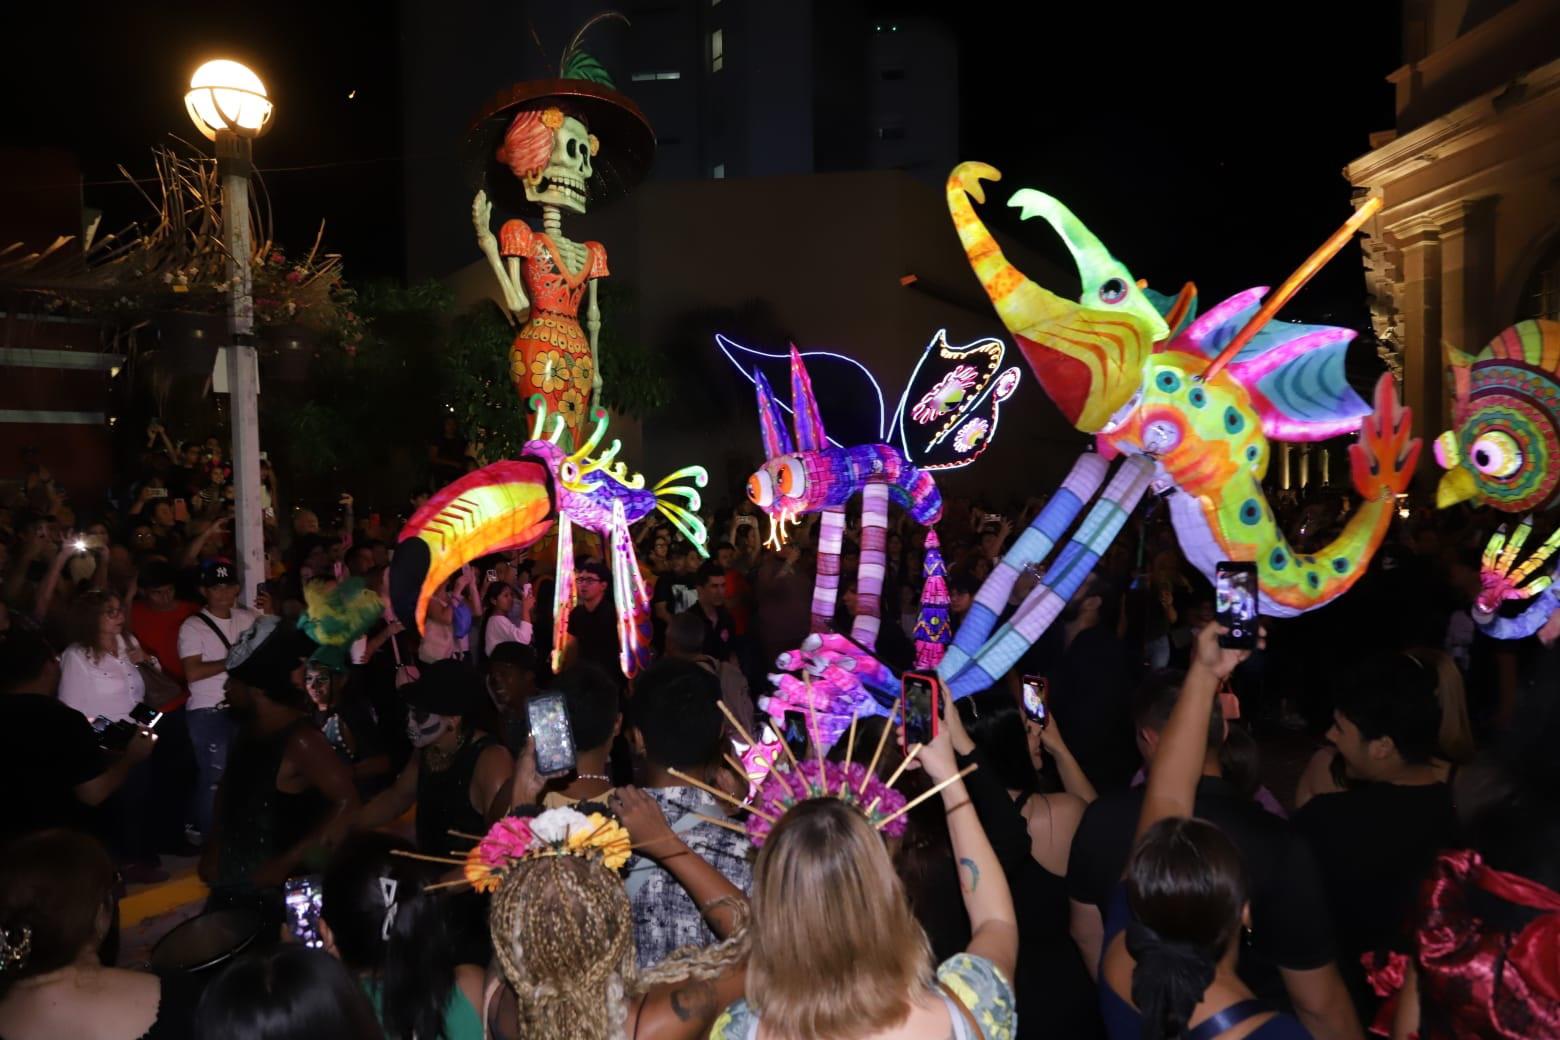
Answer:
776 457 807 498
1470 430 1523 479
560 461 581 484
1099 278 1128 304
747 470 774 507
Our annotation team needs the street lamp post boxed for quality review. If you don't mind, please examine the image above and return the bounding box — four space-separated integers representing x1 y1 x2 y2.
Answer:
186 60 273 608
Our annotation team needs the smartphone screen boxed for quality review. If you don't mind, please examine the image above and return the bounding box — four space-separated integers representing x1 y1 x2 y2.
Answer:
900 671 939 750
1215 561 1259 650
283 876 325 949
528 692 577 776
1021 675 1048 726
129 703 163 728
92 716 134 751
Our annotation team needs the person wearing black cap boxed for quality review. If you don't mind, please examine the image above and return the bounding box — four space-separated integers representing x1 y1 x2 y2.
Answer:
566 560 620 675
356 659 513 859
179 558 260 839
200 617 358 915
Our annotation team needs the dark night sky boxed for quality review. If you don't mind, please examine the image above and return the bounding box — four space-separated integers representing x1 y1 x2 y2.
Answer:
3 1 1401 330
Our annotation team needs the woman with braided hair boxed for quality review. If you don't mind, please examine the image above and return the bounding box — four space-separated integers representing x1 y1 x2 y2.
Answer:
484 786 749 1040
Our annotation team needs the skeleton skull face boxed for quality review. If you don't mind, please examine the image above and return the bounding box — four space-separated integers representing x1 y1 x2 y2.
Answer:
523 115 593 214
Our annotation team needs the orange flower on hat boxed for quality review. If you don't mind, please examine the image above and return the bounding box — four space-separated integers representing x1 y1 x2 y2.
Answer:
541 107 565 130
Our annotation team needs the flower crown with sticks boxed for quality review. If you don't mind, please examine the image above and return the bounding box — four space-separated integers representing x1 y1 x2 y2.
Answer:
391 807 634 893
670 690 977 847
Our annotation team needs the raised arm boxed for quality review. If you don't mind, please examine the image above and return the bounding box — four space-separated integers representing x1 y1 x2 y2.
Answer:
612 785 747 939
1135 623 1258 842
1039 714 1098 803
924 684 1018 981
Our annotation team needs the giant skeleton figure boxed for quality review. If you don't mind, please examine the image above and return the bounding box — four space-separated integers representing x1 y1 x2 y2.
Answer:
466 19 654 448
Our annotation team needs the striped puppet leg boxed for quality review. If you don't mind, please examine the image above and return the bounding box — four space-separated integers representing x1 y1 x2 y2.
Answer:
936 452 1111 684
550 513 577 674
850 482 891 650
811 507 847 632
945 455 1155 697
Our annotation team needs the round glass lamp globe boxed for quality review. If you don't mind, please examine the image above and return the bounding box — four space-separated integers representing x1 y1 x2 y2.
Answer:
185 60 273 139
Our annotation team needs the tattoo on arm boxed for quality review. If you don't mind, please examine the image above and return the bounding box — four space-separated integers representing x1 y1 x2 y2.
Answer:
959 856 980 893
669 978 717 1022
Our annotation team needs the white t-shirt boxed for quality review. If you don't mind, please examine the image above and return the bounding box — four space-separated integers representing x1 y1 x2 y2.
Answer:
484 614 534 656
58 635 146 722
178 607 260 711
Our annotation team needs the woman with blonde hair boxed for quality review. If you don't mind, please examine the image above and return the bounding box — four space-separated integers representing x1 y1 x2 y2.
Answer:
713 696 1019 1040
483 787 749 1040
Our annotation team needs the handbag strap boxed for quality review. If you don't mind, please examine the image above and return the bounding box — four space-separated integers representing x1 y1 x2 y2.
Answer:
193 611 233 653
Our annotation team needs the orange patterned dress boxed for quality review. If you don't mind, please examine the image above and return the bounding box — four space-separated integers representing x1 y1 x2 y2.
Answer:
498 220 609 447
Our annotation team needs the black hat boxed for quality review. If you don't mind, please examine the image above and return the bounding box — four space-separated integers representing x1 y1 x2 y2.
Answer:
402 659 483 717
201 559 239 588
226 617 316 702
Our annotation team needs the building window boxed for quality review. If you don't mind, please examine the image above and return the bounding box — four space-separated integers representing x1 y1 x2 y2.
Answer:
712 163 725 179
711 29 724 72
630 71 682 81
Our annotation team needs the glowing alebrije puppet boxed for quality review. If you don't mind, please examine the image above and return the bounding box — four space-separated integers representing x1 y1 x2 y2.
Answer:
389 396 707 679
912 530 951 669
893 330 1023 470
468 14 654 447
747 347 942 650
939 162 1420 696
763 633 900 750
298 577 384 672
1434 319 1560 639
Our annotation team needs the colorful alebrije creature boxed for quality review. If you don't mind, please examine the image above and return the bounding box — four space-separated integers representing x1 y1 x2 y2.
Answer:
764 633 899 749
748 347 943 650
1435 319 1560 639
389 397 707 678
938 161 1420 696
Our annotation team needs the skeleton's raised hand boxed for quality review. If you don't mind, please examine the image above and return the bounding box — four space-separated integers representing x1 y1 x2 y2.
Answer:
761 632 898 750
472 191 497 251
1476 517 1560 616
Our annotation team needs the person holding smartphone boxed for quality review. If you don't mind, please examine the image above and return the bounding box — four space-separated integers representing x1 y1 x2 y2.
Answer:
0 633 155 844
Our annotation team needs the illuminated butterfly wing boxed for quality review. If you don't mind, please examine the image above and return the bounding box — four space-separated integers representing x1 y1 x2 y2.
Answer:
895 329 1022 471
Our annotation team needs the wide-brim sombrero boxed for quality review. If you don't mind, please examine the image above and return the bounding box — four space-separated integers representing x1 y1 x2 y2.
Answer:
467 78 655 217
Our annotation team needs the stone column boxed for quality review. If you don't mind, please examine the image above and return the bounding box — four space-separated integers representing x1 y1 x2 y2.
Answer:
1436 197 1499 422
1393 219 1443 467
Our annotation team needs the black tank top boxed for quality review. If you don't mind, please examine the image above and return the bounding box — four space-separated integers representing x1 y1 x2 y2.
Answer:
216 719 326 889
416 732 498 857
